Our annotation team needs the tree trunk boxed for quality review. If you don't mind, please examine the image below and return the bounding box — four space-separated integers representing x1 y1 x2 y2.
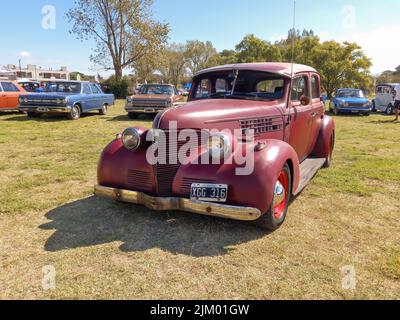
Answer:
114 63 123 81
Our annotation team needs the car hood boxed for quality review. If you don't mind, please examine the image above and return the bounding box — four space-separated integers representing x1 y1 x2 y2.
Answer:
20 93 72 100
336 97 369 104
155 98 285 131
132 94 171 100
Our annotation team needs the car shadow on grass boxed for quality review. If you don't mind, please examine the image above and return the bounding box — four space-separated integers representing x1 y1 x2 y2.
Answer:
107 114 155 122
39 196 266 257
2 113 103 122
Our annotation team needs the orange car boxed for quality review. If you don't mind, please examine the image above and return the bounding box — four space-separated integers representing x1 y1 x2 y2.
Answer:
0 81 26 111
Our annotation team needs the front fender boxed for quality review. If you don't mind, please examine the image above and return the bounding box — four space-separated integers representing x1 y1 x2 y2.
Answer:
311 115 335 159
174 140 300 214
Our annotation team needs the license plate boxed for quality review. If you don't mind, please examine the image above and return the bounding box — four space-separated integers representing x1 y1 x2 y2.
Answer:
190 183 228 203
37 107 49 112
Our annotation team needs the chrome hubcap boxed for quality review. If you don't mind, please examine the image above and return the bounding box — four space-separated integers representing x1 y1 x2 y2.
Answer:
273 181 285 208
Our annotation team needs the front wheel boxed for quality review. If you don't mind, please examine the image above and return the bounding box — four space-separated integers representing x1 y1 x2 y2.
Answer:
99 104 108 115
255 163 292 231
67 105 81 120
386 104 393 115
27 112 41 118
128 112 138 119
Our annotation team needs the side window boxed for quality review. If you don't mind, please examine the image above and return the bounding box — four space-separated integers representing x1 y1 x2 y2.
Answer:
311 75 320 99
377 87 382 94
1 82 19 92
90 83 101 94
83 83 92 94
291 76 308 102
195 79 210 98
215 78 228 93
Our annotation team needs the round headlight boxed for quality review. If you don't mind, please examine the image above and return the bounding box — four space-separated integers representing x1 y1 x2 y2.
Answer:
122 127 142 151
62 98 68 104
19 97 23 103
207 133 231 160
56 99 61 104
23 98 28 103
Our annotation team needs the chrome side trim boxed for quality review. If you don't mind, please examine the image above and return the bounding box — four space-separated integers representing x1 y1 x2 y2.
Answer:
94 185 261 221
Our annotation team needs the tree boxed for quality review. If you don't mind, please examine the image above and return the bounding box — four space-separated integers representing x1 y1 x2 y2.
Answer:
312 41 372 98
66 0 169 80
376 66 400 84
235 34 282 63
159 43 187 86
184 40 218 76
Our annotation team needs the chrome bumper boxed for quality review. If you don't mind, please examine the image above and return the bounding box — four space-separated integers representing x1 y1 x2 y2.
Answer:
94 185 262 221
125 105 166 113
19 106 71 113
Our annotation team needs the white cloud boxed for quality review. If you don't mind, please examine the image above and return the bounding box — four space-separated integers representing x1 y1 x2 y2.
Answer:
18 51 32 58
338 25 400 74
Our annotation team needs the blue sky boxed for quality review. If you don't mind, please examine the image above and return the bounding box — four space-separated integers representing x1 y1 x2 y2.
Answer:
1 0 399 76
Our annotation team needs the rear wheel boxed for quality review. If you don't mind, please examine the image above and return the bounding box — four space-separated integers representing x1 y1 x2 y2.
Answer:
67 105 81 120
99 104 108 115
256 164 292 231
128 112 138 119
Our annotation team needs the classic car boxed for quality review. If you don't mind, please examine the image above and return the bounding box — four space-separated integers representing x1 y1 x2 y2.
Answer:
0 81 26 111
125 84 183 118
95 63 335 231
372 83 399 115
329 88 371 116
17 80 41 92
18 81 115 120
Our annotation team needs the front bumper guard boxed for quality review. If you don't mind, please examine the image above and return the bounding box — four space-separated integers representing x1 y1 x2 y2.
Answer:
94 185 262 221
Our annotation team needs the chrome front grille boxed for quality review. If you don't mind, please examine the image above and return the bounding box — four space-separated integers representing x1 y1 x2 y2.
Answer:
22 99 59 106
131 99 167 107
155 129 205 196
126 169 152 192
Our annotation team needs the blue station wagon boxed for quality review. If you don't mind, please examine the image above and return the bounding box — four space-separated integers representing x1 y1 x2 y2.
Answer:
329 88 371 116
18 81 115 120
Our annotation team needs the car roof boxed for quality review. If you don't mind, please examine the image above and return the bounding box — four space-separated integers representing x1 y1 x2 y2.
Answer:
378 83 400 87
194 62 318 78
142 83 174 86
337 88 362 91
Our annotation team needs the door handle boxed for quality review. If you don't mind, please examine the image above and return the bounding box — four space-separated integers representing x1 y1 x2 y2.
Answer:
311 112 319 118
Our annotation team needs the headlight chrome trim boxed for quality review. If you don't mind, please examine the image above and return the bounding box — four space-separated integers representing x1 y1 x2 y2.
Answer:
121 127 142 151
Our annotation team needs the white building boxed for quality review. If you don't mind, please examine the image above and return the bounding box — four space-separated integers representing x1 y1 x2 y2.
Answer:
5 64 70 81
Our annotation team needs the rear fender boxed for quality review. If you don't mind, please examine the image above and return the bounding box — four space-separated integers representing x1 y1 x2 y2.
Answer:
311 115 335 159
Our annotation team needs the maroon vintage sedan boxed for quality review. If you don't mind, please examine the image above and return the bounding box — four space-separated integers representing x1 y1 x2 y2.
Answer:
95 63 335 231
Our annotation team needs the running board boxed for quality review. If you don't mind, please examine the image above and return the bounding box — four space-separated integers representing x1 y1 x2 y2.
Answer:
293 158 326 196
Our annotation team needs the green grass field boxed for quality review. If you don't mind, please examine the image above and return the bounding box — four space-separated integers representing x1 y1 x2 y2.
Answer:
0 100 399 299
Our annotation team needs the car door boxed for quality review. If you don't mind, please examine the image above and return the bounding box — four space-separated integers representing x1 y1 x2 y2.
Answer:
82 83 93 111
1 82 22 109
0 83 6 109
288 74 313 162
90 83 102 109
308 73 324 154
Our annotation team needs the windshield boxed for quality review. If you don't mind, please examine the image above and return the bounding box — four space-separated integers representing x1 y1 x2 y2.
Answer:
45 82 82 94
140 85 174 95
190 70 286 101
337 89 364 98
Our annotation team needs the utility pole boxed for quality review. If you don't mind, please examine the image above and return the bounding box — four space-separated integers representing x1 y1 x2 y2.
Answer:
18 59 22 79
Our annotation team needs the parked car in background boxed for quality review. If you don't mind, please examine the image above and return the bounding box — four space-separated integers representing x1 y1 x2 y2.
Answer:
125 84 183 119
329 88 371 116
0 81 26 111
17 80 40 92
372 83 399 115
18 81 115 120
95 63 335 231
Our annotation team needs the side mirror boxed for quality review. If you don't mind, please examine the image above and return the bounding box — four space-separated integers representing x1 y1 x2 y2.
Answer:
300 96 310 106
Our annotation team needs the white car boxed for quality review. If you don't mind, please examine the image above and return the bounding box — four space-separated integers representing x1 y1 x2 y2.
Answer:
372 83 399 115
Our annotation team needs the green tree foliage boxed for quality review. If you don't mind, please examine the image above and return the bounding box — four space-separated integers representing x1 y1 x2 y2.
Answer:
158 43 187 87
235 34 281 63
67 0 169 80
376 66 400 84
184 40 218 76
107 75 129 98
